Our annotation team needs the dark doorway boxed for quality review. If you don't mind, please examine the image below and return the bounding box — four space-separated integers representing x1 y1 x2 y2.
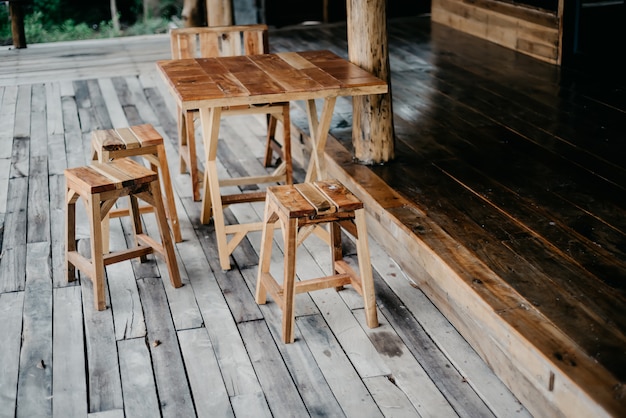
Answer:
561 0 625 75
264 0 431 28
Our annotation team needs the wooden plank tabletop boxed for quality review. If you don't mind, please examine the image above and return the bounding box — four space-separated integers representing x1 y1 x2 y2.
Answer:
156 50 388 110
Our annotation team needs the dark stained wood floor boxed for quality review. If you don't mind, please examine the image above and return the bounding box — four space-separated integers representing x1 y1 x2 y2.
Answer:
0 13 624 418
267 16 626 417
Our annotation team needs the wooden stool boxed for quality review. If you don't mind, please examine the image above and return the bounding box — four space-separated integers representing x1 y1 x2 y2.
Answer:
255 179 379 343
91 124 182 253
65 158 182 311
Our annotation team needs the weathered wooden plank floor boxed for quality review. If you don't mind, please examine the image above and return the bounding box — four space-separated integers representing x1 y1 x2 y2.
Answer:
0 22 529 417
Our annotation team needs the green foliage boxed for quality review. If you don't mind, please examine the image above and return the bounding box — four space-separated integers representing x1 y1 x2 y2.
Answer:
1 8 172 46
0 7 10 42
22 13 119 43
31 0 65 27
124 17 171 35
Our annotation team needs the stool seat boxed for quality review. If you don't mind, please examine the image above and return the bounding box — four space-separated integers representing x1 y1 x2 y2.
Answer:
91 124 182 249
65 158 182 311
255 179 378 343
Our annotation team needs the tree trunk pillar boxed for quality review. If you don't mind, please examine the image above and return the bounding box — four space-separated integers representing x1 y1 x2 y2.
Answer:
207 0 233 26
9 1 27 49
346 0 395 163
182 0 206 26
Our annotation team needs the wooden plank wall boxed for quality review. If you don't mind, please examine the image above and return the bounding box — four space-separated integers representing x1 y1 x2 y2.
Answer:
431 0 561 64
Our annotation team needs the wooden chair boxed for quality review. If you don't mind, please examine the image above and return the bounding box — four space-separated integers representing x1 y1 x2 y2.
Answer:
65 158 182 311
255 179 379 343
170 24 291 201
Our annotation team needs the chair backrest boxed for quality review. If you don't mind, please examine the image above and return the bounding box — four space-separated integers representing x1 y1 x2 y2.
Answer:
170 24 269 59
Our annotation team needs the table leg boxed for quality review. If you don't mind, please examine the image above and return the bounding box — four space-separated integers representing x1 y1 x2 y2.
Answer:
200 106 222 225
199 106 233 269
305 97 337 183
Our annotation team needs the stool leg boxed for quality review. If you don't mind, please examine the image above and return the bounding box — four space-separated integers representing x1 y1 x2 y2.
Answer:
180 108 201 202
149 180 182 288
255 201 279 305
90 141 99 162
93 146 112 254
263 114 278 167
155 143 182 243
281 104 292 185
188 114 201 203
128 194 148 263
65 188 79 283
88 193 107 311
330 222 344 291
177 105 188 175
101 215 111 254
282 217 298 343
354 209 378 328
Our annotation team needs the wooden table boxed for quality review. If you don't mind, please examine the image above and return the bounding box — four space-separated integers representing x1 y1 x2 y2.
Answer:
157 50 388 270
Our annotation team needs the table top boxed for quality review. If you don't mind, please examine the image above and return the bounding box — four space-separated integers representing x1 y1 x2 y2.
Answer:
156 50 388 110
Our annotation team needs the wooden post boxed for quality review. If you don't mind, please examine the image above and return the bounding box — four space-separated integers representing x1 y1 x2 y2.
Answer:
207 0 233 26
346 0 395 163
182 0 206 26
9 1 27 49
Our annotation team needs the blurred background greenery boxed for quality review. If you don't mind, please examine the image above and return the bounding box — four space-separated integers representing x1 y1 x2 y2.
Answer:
1 0 181 45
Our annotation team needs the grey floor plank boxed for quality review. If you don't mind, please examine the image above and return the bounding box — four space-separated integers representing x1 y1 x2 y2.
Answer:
240 268 346 418
118 338 161 418
17 242 53 418
27 155 50 244
13 84 31 143
363 375 421 418
0 85 17 159
178 327 235 418
29 83 48 158
373 271 497 418
0 176 27 292
0 291 24 418
0 157 10 215
52 285 87 418
48 174 67 289
366 240 532 418
231 392 273 418
45 82 64 136
298 314 383 418
178 196 266 398
61 95 87 169
355 310 458 418
81 276 124 413
140 196 204 331
107 218 147 341
137 276 196 418
239 320 310 417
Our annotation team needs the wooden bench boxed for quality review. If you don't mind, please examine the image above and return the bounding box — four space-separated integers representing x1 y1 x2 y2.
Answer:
255 179 379 343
